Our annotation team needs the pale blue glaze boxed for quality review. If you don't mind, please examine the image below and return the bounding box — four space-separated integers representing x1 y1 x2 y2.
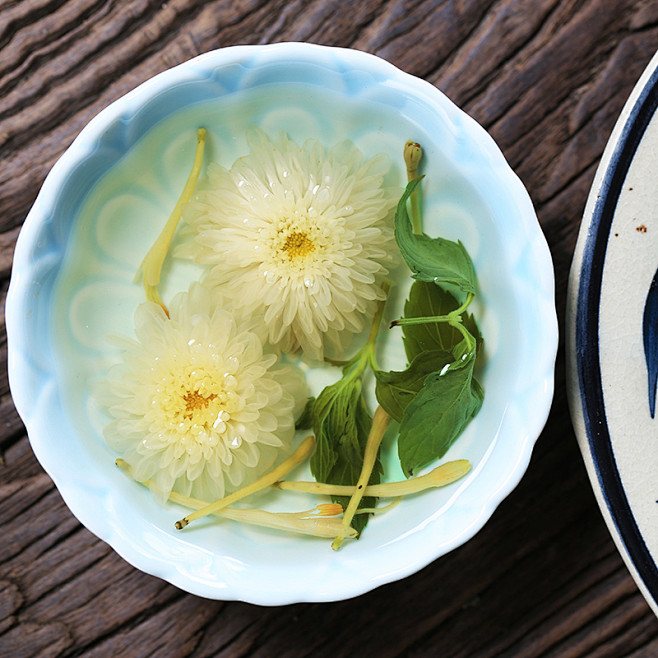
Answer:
6 44 557 604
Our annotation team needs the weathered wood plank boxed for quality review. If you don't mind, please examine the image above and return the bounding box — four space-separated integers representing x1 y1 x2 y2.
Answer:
83 594 222 657
0 227 19 280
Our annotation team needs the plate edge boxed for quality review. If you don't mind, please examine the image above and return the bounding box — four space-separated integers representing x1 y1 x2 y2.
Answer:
567 50 658 617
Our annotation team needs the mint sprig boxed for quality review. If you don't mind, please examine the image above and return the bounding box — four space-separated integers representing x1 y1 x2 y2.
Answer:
376 172 485 477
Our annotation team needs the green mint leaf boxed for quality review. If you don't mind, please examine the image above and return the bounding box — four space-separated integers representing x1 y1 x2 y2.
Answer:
398 358 484 477
374 349 453 422
295 397 316 430
394 178 477 294
402 281 480 361
309 377 381 536
309 380 352 483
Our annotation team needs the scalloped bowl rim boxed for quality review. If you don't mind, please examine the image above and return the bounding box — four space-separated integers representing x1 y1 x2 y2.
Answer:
6 43 557 604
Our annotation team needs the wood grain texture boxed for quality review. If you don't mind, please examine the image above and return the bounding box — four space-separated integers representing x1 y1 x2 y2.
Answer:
2 0 658 656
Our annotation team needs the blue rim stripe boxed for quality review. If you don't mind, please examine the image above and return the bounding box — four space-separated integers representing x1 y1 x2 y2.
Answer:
576 61 658 601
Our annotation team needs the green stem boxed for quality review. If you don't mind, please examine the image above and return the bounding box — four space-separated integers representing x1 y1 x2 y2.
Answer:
449 318 476 354
366 282 390 346
324 356 349 367
404 141 423 234
344 281 390 378
390 292 474 328
409 193 422 235
392 314 453 327
452 292 474 317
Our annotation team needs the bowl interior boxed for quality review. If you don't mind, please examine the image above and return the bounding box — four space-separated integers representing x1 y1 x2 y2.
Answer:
7 44 556 603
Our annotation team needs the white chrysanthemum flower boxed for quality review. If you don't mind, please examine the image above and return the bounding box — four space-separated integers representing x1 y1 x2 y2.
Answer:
96 283 307 502
179 128 397 362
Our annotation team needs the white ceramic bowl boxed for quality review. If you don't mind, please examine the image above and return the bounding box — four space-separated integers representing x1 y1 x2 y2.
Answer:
6 43 557 604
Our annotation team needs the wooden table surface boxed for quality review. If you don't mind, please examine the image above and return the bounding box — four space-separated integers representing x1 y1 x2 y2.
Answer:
2 1 658 656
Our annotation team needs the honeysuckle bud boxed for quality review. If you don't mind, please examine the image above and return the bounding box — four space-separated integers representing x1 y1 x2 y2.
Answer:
404 139 423 180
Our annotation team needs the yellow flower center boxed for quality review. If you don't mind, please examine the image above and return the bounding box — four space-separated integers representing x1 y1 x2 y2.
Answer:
182 390 218 419
149 364 242 440
281 231 315 260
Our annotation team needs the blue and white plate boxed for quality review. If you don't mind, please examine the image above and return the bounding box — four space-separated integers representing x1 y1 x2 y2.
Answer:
568 51 658 616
